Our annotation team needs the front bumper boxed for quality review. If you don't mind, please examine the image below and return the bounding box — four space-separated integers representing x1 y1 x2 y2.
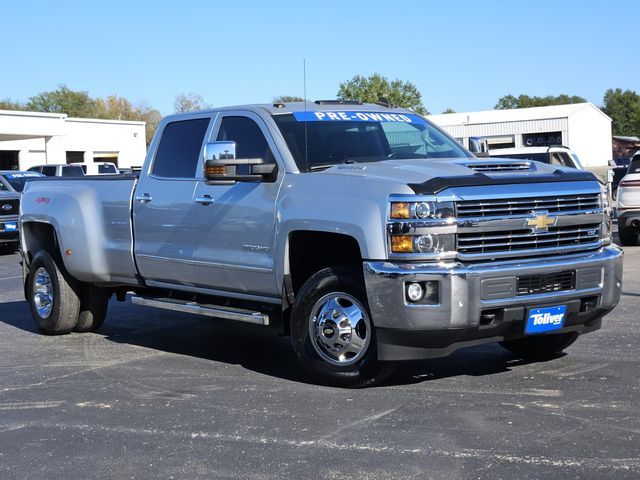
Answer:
0 215 19 245
363 246 623 361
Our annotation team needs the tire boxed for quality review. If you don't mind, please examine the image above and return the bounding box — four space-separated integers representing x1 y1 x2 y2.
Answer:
27 251 80 335
500 332 579 358
0 243 18 255
74 284 109 333
290 266 395 388
618 226 638 246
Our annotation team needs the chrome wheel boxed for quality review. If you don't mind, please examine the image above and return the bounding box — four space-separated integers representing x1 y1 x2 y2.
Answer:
309 292 371 366
33 267 53 319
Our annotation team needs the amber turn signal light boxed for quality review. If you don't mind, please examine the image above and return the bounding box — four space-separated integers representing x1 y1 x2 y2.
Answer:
390 202 411 219
206 165 226 176
391 235 413 253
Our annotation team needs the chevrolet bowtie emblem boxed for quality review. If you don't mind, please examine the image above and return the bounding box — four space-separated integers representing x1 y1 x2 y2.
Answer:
527 213 556 231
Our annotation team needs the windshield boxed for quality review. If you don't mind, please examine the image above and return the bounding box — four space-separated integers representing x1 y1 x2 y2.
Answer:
2 173 44 192
273 111 472 171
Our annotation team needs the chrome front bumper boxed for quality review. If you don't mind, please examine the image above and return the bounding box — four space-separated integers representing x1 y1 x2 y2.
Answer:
363 246 623 360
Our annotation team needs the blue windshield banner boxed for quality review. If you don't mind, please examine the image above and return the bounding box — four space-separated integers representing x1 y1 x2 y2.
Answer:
292 111 427 124
5 173 41 179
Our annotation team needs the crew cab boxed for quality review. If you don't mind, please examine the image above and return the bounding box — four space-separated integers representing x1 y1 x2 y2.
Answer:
19 102 623 387
616 150 640 246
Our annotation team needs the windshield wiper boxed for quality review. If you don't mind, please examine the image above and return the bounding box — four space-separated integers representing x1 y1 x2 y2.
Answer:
308 159 359 172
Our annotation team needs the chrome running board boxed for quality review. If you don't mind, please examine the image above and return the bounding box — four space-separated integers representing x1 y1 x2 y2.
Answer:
131 296 269 326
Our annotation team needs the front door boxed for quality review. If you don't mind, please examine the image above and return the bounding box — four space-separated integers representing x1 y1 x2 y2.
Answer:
190 112 282 297
133 116 212 285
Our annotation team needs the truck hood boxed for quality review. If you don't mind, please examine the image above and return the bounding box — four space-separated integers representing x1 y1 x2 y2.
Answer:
317 158 596 194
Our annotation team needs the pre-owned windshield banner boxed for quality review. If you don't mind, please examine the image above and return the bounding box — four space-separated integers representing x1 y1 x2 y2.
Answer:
292 111 427 124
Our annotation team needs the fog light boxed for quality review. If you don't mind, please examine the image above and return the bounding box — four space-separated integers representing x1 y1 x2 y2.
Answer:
406 282 424 302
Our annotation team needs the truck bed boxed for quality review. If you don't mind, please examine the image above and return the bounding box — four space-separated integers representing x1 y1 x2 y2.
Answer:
21 176 139 285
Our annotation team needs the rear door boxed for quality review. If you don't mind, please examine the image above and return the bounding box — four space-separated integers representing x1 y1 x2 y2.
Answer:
133 115 213 285
190 111 282 297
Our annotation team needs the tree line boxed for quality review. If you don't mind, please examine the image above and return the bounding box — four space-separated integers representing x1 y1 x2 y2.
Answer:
2 79 639 142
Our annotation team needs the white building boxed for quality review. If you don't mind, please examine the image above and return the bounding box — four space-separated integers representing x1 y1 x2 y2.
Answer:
428 103 612 167
0 109 146 171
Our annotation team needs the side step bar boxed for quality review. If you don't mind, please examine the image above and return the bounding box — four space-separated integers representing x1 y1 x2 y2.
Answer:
131 296 269 326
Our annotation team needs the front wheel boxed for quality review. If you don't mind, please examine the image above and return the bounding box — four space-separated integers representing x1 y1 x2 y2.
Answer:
290 267 395 388
500 332 578 358
27 251 80 335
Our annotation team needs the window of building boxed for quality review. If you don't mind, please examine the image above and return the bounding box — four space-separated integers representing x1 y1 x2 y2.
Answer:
152 118 210 178
485 135 515 150
523 132 562 147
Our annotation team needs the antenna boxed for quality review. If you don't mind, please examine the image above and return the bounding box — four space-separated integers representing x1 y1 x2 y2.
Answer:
303 58 308 172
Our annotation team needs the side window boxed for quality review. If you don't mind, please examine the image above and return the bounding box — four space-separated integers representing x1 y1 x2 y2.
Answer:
153 118 210 178
42 166 57 176
216 116 274 162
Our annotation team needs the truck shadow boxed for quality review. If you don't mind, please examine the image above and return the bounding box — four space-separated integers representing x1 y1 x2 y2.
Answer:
0 299 561 388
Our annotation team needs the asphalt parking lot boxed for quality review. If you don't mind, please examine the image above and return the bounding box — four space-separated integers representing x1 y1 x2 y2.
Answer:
0 243 638 480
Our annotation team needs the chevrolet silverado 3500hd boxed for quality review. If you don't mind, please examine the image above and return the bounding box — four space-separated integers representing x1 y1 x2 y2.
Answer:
20 101 623 387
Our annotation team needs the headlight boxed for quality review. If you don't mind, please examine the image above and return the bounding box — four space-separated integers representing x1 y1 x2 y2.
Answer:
390 201 455 220
390 233 456 254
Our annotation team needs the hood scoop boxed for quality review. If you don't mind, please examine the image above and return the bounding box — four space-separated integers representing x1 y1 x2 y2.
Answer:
462 161 533 173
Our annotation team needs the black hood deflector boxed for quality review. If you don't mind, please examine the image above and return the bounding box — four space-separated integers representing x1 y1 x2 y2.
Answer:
408 169 598 195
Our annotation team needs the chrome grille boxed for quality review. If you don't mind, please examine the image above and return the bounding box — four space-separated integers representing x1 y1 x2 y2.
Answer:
458 223 601 255
466 162 531 172
456 193 600 218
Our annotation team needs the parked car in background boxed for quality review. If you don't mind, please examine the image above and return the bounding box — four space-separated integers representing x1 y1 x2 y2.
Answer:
489 146 583 170
0 189 20 255
28 164 85 177
0 171 45 193
616 151 640 246
71 162 118 175
610 157 632 199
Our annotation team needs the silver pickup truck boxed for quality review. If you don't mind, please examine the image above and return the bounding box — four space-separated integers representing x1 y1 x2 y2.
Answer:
20 101 623 387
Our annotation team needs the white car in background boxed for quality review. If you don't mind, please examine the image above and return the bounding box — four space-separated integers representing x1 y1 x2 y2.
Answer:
488 146 583 170
616 151 640 246
71 162 118 175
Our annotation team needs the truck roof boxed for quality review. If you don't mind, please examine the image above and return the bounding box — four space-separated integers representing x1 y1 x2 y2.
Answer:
164 101 416 121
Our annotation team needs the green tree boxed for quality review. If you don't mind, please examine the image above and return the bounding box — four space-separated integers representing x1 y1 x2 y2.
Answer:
273 95 304 103
602 88 640 137
27 85 97 117
442 108 456 114
337 73 428 115
0 98 24 110
174 93 209 113
495 93 587 109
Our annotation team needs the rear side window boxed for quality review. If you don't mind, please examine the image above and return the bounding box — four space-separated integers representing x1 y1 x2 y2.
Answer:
98 164 117 174
42 166 57 176
62 166 85 177
153 118 210 178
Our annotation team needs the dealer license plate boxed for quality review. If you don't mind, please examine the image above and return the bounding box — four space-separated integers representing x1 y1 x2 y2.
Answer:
1 222 17 232
525 305 566 334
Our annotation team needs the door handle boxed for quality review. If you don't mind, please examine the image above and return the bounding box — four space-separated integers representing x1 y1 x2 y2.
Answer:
194 195 214 205
135 193 153 203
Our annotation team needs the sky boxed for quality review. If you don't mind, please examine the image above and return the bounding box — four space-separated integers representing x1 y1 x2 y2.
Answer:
1 0 639 116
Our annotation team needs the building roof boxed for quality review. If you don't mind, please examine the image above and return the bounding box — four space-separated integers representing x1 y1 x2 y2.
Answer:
0 109 144 126
428 103 611 126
